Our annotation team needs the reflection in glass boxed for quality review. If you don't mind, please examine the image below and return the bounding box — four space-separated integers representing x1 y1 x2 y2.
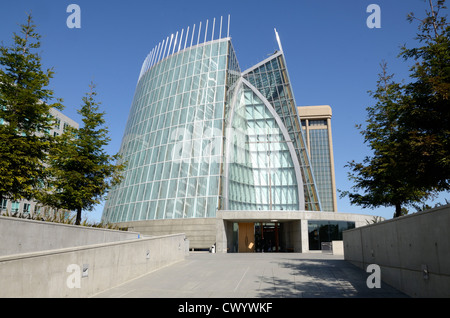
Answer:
308 220 355 250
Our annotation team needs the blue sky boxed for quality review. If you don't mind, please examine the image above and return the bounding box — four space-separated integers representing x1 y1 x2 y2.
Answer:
1 0 448 222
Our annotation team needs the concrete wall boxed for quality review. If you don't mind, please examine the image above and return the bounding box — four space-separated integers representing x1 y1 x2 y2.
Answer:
0 216 140 256
332 241 344 255
343 204 450 298
0 233 187 298
116 218 217 250
216 220 233 253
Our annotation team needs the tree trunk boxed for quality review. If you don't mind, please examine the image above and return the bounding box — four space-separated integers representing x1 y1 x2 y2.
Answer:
395 202 402 218
76 207 82 225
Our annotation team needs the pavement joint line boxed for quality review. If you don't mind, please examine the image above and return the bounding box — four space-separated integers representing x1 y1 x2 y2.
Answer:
115 289 137 298
233 266 250 292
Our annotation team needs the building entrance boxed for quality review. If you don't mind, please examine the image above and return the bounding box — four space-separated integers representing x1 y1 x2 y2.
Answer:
235 222 283 253
255 222 280 252
238 223 255 252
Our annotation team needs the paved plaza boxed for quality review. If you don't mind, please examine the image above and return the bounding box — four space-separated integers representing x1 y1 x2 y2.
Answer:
93 252 408 298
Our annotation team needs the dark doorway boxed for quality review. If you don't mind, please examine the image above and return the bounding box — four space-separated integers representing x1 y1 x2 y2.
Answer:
255 222 280 252
308 220 356 250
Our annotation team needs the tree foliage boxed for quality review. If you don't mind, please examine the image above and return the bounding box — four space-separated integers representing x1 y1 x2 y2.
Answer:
399 0 450 191
343 63 434 217
42 84 125 225
344 0 449 217
0 13 63 203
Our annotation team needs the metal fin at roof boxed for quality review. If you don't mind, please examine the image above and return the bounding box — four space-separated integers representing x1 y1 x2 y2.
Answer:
138 15 231 82
274 28 283 52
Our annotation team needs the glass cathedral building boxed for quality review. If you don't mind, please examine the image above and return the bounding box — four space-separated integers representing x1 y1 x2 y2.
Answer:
102 17 375 252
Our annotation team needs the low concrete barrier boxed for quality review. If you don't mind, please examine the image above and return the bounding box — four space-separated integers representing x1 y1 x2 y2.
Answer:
115 218 217 250
0 216 140 256
0 233 187 298
343 204 450 298
332 241 344 255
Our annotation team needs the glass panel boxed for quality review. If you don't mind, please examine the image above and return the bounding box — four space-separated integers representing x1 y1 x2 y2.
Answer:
155 200 166 219
308 221 355 250
243 55 320 211
227 81 299 211
185 198 195 218
103 39 234 223
174 198 185 219
165 199 174 219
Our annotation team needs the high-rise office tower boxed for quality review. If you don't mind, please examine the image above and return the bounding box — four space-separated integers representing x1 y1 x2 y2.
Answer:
298 105 337 212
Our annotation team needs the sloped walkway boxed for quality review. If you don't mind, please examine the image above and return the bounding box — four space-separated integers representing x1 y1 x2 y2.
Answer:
93 252 407 298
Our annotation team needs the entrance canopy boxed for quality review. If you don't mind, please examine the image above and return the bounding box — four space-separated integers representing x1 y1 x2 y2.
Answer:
215 210 376 253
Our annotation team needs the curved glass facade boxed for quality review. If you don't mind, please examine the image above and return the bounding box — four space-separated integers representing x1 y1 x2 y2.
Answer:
243 53 321 211
102 25 321 224
225 79 302 210
103 39 230 223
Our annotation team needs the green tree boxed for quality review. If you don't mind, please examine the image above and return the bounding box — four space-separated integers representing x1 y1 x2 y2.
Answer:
398 0 450 191
343 0 449 217
0 13 63 205
43 84 125 225
343 63 433 218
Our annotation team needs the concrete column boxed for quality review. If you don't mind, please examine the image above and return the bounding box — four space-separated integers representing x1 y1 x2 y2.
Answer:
300 219 309 253
214 220 239 253
288 220 302 253
215 219 229 253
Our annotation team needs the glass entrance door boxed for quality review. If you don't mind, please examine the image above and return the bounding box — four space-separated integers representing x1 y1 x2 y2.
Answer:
255 222 280 252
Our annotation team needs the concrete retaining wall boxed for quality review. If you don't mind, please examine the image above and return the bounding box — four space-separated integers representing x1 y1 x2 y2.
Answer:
116 218 217 250
0 233 187 298
343 204 450 298
0 216 140 256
